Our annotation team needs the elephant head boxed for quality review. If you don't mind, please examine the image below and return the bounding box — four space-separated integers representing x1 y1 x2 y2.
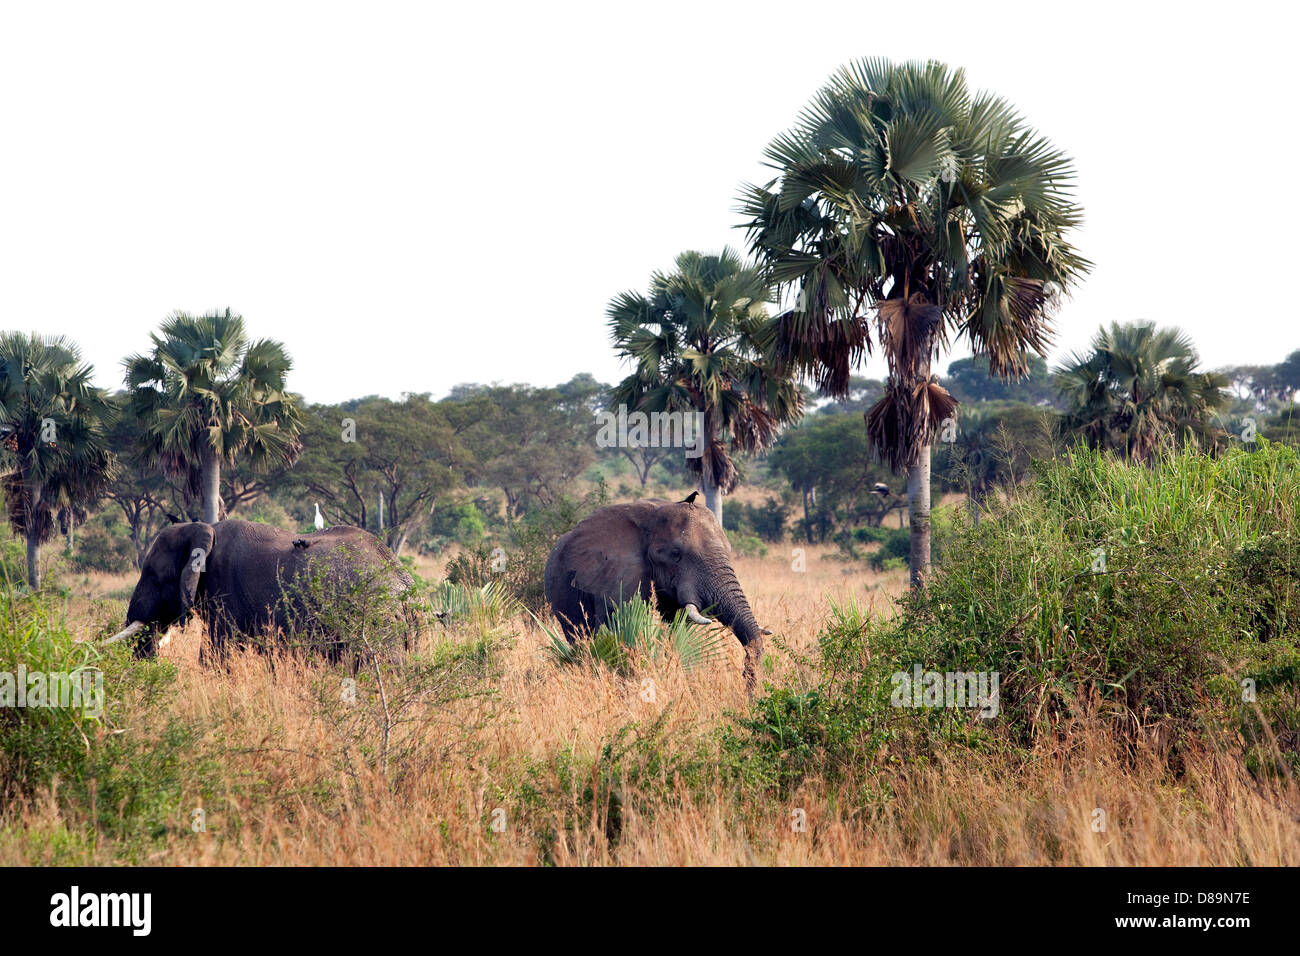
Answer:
546 493 769 689
108 521 215 656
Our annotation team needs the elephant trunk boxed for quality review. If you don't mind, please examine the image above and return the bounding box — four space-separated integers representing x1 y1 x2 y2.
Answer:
696 563 763 693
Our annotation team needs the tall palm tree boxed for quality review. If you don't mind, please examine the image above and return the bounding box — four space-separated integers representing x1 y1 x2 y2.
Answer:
1055 321 1229 461
740 58 1089 586
608 249 803 523
124 309 302 523
0 333 114 587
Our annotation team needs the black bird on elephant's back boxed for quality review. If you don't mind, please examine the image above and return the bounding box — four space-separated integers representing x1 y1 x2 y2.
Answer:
106 519 414 662
544 492 771 692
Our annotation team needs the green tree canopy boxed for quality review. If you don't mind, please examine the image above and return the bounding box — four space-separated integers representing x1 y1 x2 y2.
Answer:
124 309 302 523
0 332 115 586
286 395 470 553
608 248 803 523
942 354 1057 407
741 57 1089 584
452 383 598 522
1055 321 1229 462
768 413 897 542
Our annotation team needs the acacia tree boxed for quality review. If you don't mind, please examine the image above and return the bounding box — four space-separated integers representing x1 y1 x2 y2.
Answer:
741 58 1089 585
124 309 302 524
464 384 598 522
0 333 114 587
1056 322 1229 461
768 413 898 541
607 248 803 523
288 396 470 552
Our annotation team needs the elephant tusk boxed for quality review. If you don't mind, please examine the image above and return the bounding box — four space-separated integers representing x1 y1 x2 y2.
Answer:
683 604 713 626
103 620 146 645
760 627 772 635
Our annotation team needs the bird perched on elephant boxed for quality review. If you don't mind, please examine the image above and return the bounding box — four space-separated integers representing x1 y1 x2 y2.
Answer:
544 493 770 690
106 519 414 662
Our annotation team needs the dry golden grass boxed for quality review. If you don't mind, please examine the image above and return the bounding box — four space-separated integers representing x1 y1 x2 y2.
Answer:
5 540 1298 867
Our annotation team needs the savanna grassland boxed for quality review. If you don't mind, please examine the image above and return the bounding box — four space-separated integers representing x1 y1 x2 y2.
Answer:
2 445 1298 866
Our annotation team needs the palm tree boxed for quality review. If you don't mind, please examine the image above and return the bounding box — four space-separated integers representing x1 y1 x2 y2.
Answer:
1055 321 1229 461
124 309 302 524
0 333 114 587
608 249 803 523
740 58 1089 586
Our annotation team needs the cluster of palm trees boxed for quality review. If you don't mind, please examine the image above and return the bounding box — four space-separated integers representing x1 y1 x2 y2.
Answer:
1055 322 1230 461
607 249 803 521
3 58 1248 592
0 311 301 587
610 57 1089 585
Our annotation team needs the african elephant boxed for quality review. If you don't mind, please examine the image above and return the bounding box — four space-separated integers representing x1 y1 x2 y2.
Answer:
106 519 414 661
544 493 769 689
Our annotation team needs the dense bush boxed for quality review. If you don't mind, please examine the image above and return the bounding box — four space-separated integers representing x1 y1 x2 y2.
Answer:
0 581 215 855
723 496 792 543
447 482 610 611
427 500 489 548
67 511 136 574
851 525 910 570
733 442 1300 791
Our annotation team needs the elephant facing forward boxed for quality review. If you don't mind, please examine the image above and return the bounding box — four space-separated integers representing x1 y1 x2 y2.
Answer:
107 518 414 661
544 493 768 690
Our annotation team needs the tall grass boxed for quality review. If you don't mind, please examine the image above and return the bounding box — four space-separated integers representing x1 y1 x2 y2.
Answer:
734 441 1300 798
1 444 1296 864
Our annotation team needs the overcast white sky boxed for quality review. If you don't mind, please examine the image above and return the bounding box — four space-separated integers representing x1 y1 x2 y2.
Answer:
1 1 1294 404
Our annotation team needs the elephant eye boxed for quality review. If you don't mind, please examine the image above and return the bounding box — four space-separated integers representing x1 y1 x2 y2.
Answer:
670 547 683 562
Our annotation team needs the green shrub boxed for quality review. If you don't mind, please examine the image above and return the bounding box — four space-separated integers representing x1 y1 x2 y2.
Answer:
728 531 768 558
428 501 488 547
904 444 1298 755
0 537 29 585
445 483 610 611
0 580 216 857
541 594 729 676
67 511 135 574
724 496 792 543
237 495 296 530
732 442 1300 792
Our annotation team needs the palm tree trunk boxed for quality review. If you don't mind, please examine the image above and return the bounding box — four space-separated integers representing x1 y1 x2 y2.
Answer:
24 477 43 588
26 531 41 588
702 479 722 525
907 445 931 588
200 447 221 524
59 507 74 555
699 409 723 525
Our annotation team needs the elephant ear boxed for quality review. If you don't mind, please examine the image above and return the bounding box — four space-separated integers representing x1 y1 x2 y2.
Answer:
566 506 650 603
178 523 216 613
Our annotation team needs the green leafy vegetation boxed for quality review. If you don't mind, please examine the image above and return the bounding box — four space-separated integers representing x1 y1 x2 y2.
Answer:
542 594 730 676
730 442 1300 793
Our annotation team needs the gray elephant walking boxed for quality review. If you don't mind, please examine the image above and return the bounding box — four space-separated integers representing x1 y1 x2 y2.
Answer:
108 519 414 661
544 494 767 690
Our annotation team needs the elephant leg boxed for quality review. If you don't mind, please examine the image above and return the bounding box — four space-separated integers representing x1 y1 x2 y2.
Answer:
199 613 233 668
554 588 599 644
